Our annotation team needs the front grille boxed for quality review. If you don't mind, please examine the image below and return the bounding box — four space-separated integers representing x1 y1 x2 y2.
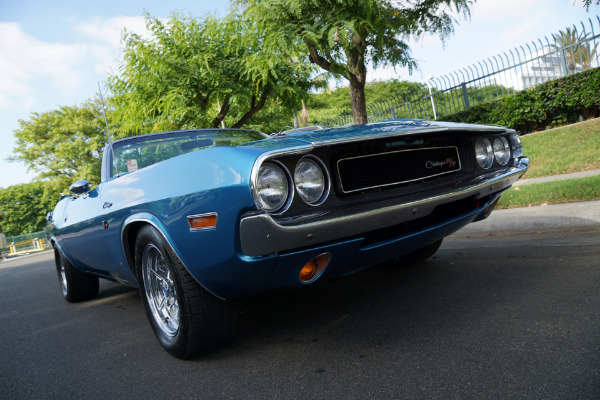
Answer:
337 146 461 193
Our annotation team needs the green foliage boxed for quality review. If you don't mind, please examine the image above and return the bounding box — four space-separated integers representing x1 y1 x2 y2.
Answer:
497 175 600 209
244 0 473 123
445 67 600 132
303 79 426 125
550 27 598 73
0 181 63 236
307 79 423 110
9 99 108 185
108 12 318 136
582 0 600 11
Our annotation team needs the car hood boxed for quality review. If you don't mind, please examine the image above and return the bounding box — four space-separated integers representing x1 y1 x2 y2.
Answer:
241 119 508 154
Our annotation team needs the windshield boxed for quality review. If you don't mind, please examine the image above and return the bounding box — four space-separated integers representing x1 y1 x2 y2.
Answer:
110 129 266 178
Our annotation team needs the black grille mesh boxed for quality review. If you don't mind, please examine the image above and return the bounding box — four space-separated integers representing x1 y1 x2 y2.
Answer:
337 147 461 192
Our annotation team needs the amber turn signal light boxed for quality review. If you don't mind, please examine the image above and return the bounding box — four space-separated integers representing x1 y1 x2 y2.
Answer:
299 253 332 283
187 213 218 231
483 198 500 218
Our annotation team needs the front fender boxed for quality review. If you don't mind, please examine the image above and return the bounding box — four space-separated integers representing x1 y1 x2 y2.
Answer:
121 213 185 287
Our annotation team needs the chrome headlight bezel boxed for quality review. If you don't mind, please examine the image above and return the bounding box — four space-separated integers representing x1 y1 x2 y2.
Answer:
508 132 524 158
254 161 291 213
294 156 329 206
475 138 494 169
493 136 511 166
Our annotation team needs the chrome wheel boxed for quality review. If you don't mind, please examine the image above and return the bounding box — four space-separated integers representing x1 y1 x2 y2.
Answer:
59 258 68 297
141 243 180 337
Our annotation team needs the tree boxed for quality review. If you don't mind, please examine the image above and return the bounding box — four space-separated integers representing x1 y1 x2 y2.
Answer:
0 181 63 236
108 13 319 135
244 0 473 124
582 0 599 10
577 41 598 71
9 99 108 185
551 27 598 74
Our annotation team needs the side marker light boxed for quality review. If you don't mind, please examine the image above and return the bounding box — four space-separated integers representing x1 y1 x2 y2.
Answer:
187 213 218 231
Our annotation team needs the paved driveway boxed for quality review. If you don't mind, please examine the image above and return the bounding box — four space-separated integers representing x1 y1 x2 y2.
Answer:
1 229 599 399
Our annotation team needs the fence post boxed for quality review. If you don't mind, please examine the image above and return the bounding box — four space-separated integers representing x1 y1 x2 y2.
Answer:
461 83 470 109
426 81 437 120
559 47 569 77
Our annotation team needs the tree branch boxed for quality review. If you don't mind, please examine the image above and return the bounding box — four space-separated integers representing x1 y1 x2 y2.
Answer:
232 89 270 128
306 44 348 78
212 97 230 128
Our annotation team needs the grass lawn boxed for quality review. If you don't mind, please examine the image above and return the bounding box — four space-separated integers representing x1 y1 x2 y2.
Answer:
498 175 600 209
498 118 600 208
520 118 600 178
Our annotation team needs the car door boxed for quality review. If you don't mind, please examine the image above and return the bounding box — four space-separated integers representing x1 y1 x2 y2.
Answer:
58 187 110 275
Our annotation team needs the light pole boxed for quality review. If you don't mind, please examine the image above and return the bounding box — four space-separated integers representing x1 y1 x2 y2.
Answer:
426 75 437 120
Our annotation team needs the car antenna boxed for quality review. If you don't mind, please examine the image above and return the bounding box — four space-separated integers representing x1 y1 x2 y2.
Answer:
97 82 119 177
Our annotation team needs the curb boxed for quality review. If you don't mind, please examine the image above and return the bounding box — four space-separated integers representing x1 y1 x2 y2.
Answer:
0 249 53 263
452 200 600 237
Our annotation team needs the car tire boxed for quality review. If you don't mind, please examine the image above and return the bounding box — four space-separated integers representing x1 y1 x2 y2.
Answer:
135 225 238 359
54 247 99 302
397 239 443 267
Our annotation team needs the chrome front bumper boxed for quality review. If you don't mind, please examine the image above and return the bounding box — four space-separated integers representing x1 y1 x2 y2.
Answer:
240 158 529 257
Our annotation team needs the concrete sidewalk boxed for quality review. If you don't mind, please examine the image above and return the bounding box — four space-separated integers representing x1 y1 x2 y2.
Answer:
454 200 600 237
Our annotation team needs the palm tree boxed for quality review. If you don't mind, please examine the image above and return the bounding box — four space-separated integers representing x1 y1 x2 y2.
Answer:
551 28 581 74
578 41 599 70
551 27 598 73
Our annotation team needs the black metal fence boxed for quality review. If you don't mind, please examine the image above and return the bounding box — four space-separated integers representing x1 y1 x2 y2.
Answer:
324 16 600 127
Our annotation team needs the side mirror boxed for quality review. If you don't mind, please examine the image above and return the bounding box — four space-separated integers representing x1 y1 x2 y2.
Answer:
46 211 53 222
69 180 92 195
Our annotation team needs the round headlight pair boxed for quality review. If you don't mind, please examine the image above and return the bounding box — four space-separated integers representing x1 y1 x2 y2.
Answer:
255 158 327 212
475 137 511 169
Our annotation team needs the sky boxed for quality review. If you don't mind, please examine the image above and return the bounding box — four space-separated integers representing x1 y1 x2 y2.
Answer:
0 0 597 189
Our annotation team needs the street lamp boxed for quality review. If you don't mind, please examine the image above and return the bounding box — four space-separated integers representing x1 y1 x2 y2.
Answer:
426 75 437 120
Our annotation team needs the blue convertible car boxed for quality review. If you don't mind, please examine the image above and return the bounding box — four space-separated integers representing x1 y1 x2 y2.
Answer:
47 119 528 358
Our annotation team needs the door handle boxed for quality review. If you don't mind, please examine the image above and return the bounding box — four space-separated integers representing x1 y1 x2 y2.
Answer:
103 202 113 209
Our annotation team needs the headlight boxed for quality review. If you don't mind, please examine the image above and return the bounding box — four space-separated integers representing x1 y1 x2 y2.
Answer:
255 162 289 212
493 137 510 165
294 157 326 205
508 133 524 158
475 138 493 169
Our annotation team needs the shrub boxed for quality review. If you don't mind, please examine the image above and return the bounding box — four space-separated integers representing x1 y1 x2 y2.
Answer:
445 67 600 133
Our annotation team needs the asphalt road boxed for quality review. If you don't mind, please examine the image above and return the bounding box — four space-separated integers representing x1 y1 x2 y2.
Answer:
1 229 599 399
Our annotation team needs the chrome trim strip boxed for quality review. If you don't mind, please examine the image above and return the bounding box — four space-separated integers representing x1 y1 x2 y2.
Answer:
240 158 528 257
336 146 461 193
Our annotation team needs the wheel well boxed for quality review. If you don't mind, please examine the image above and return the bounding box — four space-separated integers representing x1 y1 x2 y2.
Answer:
50 240 61 268
122 221 150 279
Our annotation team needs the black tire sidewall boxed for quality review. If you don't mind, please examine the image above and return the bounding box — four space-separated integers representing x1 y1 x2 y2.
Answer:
54 246 99 302
135 225 190 357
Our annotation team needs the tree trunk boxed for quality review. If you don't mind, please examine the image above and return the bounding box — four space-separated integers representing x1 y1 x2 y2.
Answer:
215 100 227 128
300 99 309 127
212 98 230 128
232 90 270 128
349 75 368 125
